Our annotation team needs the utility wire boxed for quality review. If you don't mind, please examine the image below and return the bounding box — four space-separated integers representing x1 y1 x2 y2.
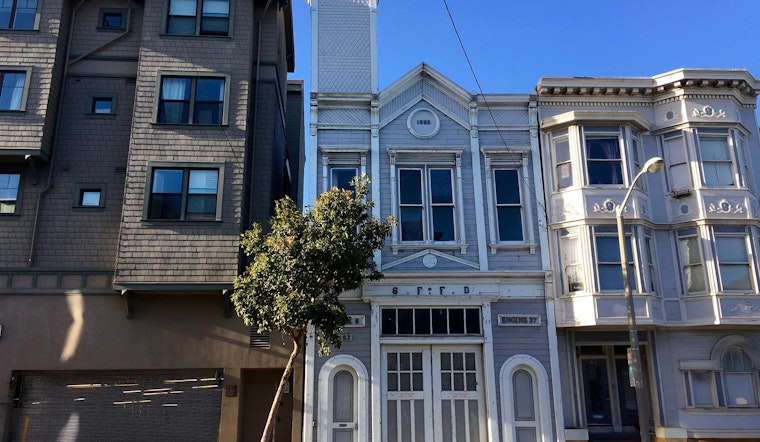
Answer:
441 0 547 218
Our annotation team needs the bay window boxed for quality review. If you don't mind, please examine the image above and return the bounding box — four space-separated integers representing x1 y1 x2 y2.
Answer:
714 227 753 291
585 127 623 185
698 130 734 187
677 228 707 294
594 226 636 292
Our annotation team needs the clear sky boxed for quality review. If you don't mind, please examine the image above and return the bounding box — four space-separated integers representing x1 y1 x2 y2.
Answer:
292 0 760 95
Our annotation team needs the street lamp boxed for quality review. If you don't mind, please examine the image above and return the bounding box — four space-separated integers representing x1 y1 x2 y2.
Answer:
616 156 664 442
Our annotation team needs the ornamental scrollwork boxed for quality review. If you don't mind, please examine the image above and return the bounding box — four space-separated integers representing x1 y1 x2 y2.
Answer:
592 198 618 214
708 199 745 214
692 105 726 118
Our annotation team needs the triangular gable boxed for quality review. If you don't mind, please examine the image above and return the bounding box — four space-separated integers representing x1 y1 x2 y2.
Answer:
378 63 471 130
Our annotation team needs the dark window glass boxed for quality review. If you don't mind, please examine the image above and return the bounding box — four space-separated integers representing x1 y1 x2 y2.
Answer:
381 309 396 335
399 169 423 241
448 308 464 334
148 168 218 220
200 0 229 35
166 0 229 36
91 97 113 114
193 78 224 124
397 309 413 335
158 76 224 125
331 168 357 191
465 308 480 334
586 136 623 185
414 309 430 335
494 169 523 241
432 308 447 334
101 12 123 28
0 173 21 214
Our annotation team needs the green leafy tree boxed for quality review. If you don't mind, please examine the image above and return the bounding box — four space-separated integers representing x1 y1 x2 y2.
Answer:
231 176 393 442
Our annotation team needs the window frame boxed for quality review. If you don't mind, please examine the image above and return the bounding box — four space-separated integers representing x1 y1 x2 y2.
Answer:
560 227 584 293
319 146 368 195
551 129 573 190
696 128 737 188
481 146 536 253
712 226 755 293
0 171 22 215
0 67 32 112
388 147 465 253
86 93 117 116
583 126 626 186
96 8 128 31
0 0 40 30
73 184 106 209
164 0 232 37
593 225 638 293
676 228 708 295
143 162 224 222
153 72 230 126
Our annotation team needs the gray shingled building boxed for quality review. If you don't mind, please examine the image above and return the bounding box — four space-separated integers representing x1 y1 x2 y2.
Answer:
0 0 304 440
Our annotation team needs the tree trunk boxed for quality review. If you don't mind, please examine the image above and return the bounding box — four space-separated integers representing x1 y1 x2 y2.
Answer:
259 327 305 442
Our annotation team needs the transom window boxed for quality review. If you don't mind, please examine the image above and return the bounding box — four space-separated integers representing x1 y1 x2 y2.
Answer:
0 172 20 214
698 130 735 187
493 169 523 242
157 75 226 125
585 128 623 185
146 166 221 220
381 307 481 336
0 0 37 29
399 168 455 242
0 70 28 111
166 0 229 36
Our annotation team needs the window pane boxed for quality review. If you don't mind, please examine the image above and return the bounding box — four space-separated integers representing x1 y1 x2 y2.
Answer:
169 0 196 16
683 265 706 292
692 372 713 407
188 170 218 194
0 173 20 213
598 264 624 290
397 309 413 334
12 0 37 29
700 137 731 160
195 78 224 101
193 102 222 124
80 190 101 206
200 0 228 35
587 137 622 184
494 170 519 204
587 138 621 160
92 98 112 114
399 170 422 204
431 206 454 241
186 194 216 218
720 265 752 291
722 347 753 372
158 101 189 123
400 207 423 241
382 309 396 335
724 373 757 406
513 370 535 421
429 169 452 204
448 308 464 334
331 168 356 191
703 162 733 186
497 207 523 241
166 16 195 35
679 237 701 265
414 309 430 335
149 194 181 219
102 12 123 28
152 169 183 193
333 370 354 422
465 308 480 335
596 236 620 262
0 72 26 110
162 77 191 100
432 309 447 334
202 0 228 16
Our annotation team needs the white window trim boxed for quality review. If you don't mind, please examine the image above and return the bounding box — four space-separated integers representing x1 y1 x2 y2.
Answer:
581 126 627 187
319 145 368 194
481 146 536 254
499 354 553 442
695 128 739 188
317 355 369 442
712 227 756 293
388 147 466 255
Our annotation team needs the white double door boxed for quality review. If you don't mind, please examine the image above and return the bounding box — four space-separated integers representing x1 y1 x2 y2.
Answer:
382 346 487 442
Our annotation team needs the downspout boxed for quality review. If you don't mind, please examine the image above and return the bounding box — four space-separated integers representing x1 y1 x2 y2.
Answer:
27 0 88 266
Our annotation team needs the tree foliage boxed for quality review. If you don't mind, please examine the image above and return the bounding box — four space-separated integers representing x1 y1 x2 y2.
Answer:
232 175 394 354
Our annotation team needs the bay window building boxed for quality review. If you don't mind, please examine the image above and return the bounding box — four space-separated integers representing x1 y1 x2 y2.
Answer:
538 69 760 442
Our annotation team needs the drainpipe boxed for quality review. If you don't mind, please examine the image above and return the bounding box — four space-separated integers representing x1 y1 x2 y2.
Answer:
28 0 88 266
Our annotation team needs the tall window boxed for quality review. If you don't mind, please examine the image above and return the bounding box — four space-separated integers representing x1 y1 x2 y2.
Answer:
553 132 573 189
721 347 758 407
399 168 455 242
560 228 583 292
0 0 37 29
662 131 691 192
493 169 523 242
0 173 20 214
643 229 657 293
166 0 229 36
698 130 734 187
147 166 221 220
0 70 27 111
585 129 623 185
714 227 753 291
594 226 636 292
677 229 706 294
157 76 226 125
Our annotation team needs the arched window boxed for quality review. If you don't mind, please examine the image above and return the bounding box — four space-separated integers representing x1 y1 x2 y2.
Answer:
720 346 757 407
500 355 553 442
317 355 369 442
332 370 355 423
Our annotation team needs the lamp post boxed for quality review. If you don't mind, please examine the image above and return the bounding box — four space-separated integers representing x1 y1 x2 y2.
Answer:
616 156 664 442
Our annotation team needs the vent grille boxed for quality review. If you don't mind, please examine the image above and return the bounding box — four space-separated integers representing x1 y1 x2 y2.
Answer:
249 328 270 349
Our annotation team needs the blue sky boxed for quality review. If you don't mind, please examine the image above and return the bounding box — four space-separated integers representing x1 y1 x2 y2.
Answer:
292 0 760 94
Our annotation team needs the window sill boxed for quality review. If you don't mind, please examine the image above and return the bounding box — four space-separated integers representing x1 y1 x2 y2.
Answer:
0 109 25 113
73 205 106 210
685 407 760 415
488 243 537 255
85 112 117 118
96 26 127 32
142 218 222 223
159 33 232 41
391 243 467 255
0 28 39 32
152 122 228 129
